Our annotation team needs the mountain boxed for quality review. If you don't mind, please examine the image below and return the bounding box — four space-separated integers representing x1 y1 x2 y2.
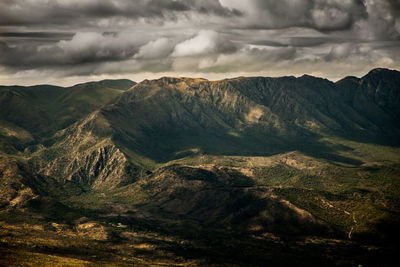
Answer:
0 70 399 265
336 68 400 137
54 79 135 128
0 79 135 152
32 69 400 189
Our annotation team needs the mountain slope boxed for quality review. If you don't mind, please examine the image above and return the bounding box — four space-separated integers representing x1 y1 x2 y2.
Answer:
30 111 140 189
336 68 400 138
0 79 135 136
0 85 64 135
114 164 332 237
0 155 80 211
0 79 135 155
54 79 135 128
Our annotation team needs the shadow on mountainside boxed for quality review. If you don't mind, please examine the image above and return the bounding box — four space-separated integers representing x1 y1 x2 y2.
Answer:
112 122 364 167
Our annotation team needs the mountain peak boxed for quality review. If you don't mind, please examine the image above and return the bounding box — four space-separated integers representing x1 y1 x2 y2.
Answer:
363 68 400 80
335 75 360 85
299 74 331 83
367 67 393 74
141 76 208 86
71 79 136 90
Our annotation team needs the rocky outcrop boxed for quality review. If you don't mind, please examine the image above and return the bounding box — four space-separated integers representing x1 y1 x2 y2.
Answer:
32 110 138 189
66 145 136 188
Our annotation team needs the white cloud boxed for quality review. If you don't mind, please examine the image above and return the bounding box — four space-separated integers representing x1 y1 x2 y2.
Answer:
326 43 353 60
311 6 350 30
172 30 236 57
134 38 174 59
172 30 220 57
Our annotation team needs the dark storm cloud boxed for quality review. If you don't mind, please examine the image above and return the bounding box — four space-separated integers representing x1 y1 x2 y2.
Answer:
250 40 289 47
0 0 399 85
0 41 63 69
388 0 400 11
0 32 73 39
0 0 238 27
0 32 141 69
360 0 400 41
219 0 367 31
289 37 339 47
251 37 342 48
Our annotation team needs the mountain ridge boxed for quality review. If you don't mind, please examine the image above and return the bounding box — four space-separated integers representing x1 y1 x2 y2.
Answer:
13 69 399 188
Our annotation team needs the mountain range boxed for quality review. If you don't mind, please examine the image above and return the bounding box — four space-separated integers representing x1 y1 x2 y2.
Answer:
0 68 399 266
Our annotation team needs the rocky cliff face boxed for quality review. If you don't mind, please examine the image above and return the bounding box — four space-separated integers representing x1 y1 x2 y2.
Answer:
68 144 137 188
41 143 135 188
32 111 138 189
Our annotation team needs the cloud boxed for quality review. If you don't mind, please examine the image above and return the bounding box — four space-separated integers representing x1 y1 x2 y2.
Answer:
0 0 399 85
57 32 139 63
172 44 297 73
0 31 142 69
135 38 174 59
172 30 237 57
219 0 367 31
354 0 400 40
325 43 354 60
0 0 237 28
0 31 73 39
0 41 63 69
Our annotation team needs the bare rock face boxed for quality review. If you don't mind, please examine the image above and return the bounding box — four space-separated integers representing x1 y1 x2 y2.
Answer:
32 110 138 189
38 140 136 189
67 145 133 188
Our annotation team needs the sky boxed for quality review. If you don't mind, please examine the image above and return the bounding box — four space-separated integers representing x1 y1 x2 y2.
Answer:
0 0 400 86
